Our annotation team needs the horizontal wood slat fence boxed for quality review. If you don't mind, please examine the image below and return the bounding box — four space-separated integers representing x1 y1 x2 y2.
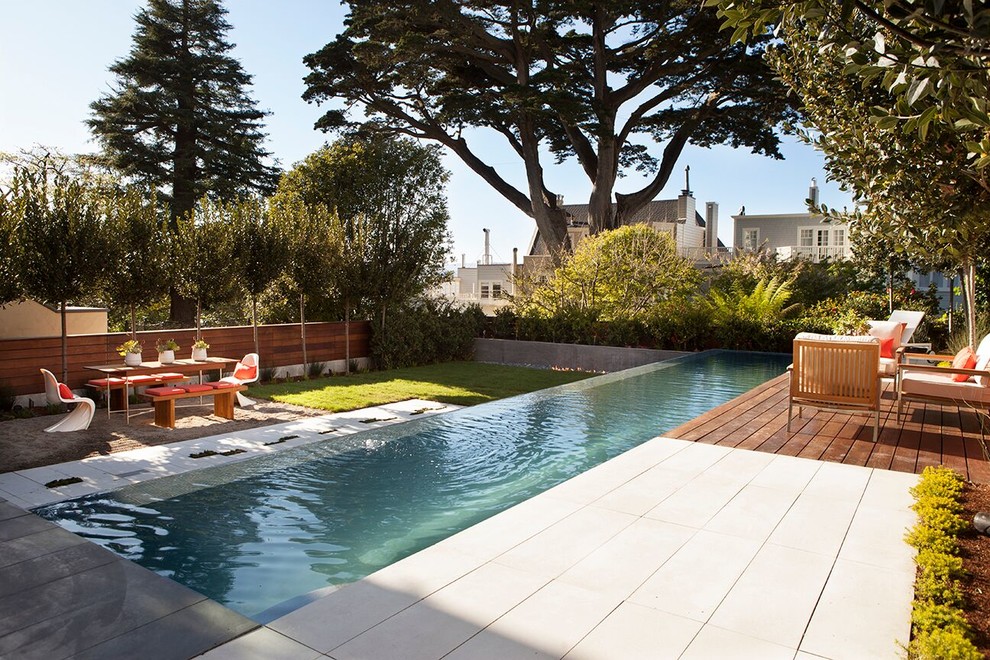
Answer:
0 321 371 396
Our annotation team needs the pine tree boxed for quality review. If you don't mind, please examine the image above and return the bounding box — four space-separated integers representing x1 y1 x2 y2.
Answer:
88 0 278 324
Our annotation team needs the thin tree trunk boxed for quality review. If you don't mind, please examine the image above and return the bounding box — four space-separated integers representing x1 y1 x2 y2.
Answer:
300 293 308 378
196 299 202 340
344 300 351 375
252 296 259 356
130 303 138 340
60 300 68 383
962 259 977 347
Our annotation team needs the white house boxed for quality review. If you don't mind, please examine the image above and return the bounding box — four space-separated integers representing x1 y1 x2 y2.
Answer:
732 179 852 263
439 228 516 316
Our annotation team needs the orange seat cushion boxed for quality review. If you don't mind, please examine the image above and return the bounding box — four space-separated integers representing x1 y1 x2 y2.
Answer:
178 384 213 393
127 375 159 384
951 346 977 382
145 386 184 396
209 381 237 389
233 365 257 380
58 383 74 400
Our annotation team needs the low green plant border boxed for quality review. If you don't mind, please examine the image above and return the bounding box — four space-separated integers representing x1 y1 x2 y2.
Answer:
905 465 982 659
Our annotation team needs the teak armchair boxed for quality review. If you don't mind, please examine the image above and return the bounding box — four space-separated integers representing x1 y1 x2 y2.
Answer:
788 334 882 442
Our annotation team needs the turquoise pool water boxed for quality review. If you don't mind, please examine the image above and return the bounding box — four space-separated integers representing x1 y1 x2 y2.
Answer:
36 351 789 621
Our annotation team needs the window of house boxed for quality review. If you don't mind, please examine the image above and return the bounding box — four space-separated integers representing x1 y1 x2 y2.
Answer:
491 283 503 299
743 228 759 250
799 229 813 247
833 229 845 247
480 284 491 299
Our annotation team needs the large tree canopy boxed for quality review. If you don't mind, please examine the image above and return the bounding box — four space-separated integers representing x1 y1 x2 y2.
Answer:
89 0 278 322
711 0 990 171
303 0 796 252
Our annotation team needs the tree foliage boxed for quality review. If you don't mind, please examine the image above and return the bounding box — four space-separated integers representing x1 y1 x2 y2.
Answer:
517 224 700 321
755 16 990 344
8 164 109 379
89 0 278 324
277 135 452 328
710 0 990 169
0 191 21 306
303 1 796 252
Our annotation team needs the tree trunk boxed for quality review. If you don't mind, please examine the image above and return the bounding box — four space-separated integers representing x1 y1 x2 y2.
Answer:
299 292 308 377
252 296 260 356
130 302 138 340
60 300 68 383
196 299 202 340
344 300 351 375
962 259 977 347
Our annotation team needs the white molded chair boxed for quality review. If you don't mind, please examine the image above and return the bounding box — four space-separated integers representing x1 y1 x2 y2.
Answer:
219 353 259 407
40 369 95 432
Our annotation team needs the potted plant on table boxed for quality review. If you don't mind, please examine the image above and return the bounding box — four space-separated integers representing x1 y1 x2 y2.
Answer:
156 338 180 364
191 339 210 361
116 339 143 366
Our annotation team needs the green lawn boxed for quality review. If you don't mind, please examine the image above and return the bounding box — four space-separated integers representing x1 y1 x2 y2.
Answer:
250 361 596 412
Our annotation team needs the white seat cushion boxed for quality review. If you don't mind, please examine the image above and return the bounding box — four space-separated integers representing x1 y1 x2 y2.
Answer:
901 370 990 404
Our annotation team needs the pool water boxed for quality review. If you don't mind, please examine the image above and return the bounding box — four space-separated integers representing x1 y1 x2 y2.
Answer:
36 351 789 621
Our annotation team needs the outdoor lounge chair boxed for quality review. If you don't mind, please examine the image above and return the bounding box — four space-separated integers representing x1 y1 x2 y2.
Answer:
897 334 990 421
218 353 259 407
40 368 95 432
889 309 926 347
788 333 882 442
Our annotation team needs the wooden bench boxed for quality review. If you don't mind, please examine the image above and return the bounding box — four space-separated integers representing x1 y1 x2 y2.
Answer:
86 373 189 410
140 384 248 428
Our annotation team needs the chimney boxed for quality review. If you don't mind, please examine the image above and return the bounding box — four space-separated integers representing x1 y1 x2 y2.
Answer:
677 166 696 225
808 177 820 207
511 247 518 295
461 253 465 268
482 228 491 265
705 202 719 250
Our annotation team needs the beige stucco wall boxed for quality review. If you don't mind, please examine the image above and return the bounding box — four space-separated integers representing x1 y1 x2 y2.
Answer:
0 299 108 339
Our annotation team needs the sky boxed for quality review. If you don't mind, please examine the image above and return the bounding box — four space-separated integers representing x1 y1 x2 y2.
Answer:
0 1 852 268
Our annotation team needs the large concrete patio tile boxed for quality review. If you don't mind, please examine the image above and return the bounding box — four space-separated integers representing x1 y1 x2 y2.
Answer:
861 468 920 510
0 526 88 569
704 448 777 485
564 601 702 660
445 581 622 660
332 563 548 660
680 625 795 660
654 441 731 474
801 461 871 502
839 504 917 572
558 517 696 598
708 543 834 648
703 483 798 541
494 505 637 578
801 558 914 659
645 472 745 528
0 539 118 599
768 492 859 557
437 495 583 560
197 628 321 660
628 530 761 622
268 580 420 653
71 599 257 660
592 465 697 516
749 454 822 493
366 543 487 598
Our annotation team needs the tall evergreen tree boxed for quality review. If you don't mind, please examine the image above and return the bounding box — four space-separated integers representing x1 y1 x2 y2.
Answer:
88 0 278 324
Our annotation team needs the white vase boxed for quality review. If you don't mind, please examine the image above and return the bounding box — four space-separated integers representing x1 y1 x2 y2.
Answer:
124 352 142 366
159 350 175 364
192 347 208 361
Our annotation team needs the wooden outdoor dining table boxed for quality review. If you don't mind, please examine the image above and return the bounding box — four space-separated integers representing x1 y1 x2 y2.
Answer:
84 357 240 423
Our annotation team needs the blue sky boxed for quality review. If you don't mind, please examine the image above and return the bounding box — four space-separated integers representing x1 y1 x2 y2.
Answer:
0 1 851 266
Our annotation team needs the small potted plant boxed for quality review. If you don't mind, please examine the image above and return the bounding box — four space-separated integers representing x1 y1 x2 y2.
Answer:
156 338 180 364
116 339 143 366
191 339 210 361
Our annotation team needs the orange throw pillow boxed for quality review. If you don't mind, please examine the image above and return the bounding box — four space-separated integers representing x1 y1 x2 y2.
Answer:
879 337 895 359
951 346 977 382
233 365 257 381
58 383 74 400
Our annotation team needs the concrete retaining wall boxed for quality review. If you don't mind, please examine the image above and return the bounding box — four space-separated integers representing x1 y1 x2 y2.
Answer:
473 338 690 373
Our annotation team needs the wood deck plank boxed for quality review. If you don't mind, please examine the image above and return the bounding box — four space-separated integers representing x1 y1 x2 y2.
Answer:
666 375 990 483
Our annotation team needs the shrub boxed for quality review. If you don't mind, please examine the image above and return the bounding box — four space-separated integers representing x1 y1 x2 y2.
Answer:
371 298 484 370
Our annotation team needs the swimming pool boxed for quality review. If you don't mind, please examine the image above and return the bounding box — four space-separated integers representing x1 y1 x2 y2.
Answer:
36 351 789 621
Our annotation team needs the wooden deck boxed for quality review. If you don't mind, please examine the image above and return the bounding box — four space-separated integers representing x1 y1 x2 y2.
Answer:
666 374 990 483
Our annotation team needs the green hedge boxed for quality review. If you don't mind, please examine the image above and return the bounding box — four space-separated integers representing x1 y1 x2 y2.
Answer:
371 298 485 370
906 466 981 659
